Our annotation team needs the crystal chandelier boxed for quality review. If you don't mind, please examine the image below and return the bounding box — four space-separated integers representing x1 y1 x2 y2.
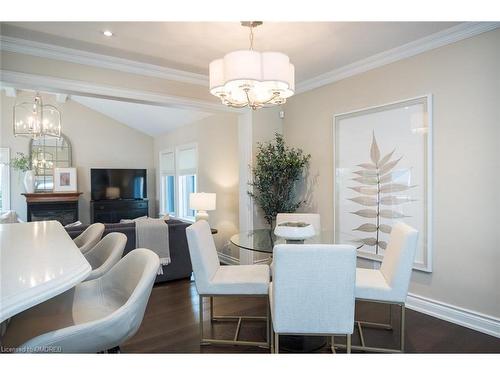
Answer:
209 22 295 110
13 92 62 138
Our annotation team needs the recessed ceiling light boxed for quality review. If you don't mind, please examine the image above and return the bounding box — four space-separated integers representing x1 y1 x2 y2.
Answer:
103 30 113 37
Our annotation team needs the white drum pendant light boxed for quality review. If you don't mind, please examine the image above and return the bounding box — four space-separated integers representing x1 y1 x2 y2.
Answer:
209 21 295 110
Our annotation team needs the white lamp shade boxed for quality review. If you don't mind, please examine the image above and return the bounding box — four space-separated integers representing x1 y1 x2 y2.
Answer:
224 50 262 84
189 192 216 211
209 58 224 92
261 52 291 88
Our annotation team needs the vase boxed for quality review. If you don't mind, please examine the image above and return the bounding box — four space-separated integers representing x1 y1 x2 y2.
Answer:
23 170 35 193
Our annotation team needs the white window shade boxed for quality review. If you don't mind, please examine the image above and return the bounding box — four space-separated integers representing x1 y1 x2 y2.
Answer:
177 146 197 175
160 151 175 175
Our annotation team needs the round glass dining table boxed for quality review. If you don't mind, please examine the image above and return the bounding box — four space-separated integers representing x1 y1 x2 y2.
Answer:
230 229 356 352
231 229 359 254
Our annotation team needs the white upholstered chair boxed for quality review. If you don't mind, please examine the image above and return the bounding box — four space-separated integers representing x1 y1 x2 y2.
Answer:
3 249 159 353
270 244 356 353
186 220 270 348
73 223 105 254
338 222 418 353
84 232 127 281
276 213 321 234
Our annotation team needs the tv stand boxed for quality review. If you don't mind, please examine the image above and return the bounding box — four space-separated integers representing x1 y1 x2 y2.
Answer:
90 199 149 223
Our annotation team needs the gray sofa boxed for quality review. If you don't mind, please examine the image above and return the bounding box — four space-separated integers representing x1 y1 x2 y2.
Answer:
66 219 192 283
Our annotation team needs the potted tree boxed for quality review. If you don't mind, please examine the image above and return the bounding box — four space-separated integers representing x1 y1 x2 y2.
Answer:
249 133 311 229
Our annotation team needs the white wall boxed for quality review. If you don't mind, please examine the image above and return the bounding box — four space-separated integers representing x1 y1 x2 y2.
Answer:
282 29 500 318
0 92 155 223
154 113 240 260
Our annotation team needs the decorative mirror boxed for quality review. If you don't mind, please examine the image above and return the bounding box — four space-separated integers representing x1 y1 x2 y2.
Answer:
29 134 72 191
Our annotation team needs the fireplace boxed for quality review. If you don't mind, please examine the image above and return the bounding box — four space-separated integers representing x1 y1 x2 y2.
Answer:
22 192 82 226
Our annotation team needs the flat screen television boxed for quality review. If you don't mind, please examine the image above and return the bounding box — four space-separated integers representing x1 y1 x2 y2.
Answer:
91 168 147 201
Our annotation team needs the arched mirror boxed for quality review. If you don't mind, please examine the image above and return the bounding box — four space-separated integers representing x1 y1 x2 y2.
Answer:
30 134 72 191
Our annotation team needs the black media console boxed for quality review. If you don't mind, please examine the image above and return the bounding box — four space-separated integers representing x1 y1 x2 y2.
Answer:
90 199 149 223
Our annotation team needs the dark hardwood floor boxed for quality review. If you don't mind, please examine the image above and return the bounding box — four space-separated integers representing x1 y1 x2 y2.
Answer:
121 278 500 354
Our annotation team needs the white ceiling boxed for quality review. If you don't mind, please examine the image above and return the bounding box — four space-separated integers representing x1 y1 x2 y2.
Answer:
1 22 461 82
72 96 212 136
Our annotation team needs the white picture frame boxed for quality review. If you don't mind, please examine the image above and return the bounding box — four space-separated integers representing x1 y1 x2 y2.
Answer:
53 167 77 192
333 95 433 272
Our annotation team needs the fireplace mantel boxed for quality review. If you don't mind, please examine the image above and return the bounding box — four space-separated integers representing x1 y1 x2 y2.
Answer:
22 192 82 203
22 192 83 225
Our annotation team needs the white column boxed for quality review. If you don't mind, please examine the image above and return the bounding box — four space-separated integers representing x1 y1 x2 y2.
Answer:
238 110 254 265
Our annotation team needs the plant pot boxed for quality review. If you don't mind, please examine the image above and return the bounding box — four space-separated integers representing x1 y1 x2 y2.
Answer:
23 170 35 193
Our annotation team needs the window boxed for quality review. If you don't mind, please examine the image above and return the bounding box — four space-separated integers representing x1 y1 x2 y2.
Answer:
0 148 10 212
158 143 198 221
176 144 198 221
159 150 175 216
178 174 196 220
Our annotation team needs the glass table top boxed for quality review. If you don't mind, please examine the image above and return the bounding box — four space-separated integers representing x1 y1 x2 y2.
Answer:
230 229 344 254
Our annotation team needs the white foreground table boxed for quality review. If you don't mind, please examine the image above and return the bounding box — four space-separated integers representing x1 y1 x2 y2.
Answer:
0 220 91 322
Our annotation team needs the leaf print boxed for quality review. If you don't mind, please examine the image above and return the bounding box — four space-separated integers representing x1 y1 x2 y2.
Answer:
360 237 378 246
379 224 392 233
352 176 378 185
349 196 378 206
379 209 408 219
357 163 377 170
379 157 403 175
379 169 409 184
380 183 416 193
370 131 380 165
353 224 378 232
353 169 379 177
349 186 378 195
348 131 416 256
380 196 415 205
378 149 395 168
350 209 378 218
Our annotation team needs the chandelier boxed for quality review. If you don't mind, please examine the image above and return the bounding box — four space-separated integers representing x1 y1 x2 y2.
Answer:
13 92 62 138
209 21 295 110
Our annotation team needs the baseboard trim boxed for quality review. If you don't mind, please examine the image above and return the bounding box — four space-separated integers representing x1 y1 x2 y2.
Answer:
406 293 500 338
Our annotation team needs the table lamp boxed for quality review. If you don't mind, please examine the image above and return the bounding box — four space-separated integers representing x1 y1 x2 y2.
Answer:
189 192 216 222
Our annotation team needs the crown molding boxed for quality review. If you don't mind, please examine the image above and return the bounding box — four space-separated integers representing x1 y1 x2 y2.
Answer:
0 70 237 114
0 35 209 86
296 22 500 94
1 22 498 96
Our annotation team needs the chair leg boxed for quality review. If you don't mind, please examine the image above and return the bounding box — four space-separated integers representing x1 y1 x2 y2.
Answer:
210 297 214 322
270 323 274 353
266 301 270 349
346 334 351 354
400 304 405 352
274 333 279 354
199 295 204 344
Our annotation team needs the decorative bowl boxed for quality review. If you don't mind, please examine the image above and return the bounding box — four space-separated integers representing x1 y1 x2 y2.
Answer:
274 221 315 241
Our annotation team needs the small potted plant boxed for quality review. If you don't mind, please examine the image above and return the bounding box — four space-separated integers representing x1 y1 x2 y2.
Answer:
11 152 35 193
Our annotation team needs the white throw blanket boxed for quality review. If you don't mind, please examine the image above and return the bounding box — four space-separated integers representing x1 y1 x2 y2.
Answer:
135 218 170 275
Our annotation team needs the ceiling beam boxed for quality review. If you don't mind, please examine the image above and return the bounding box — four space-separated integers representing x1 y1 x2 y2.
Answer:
0 70 239 114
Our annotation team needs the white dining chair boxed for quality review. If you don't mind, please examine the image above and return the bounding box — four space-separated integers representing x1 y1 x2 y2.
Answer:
276 213 321 234
186 220 270 348
2 248 159 353
270 244 356 353
335 222 419 353
73 223 105 254
83 232 127 281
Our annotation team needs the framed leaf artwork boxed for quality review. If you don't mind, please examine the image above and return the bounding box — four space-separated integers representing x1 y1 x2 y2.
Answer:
333 95 432 272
